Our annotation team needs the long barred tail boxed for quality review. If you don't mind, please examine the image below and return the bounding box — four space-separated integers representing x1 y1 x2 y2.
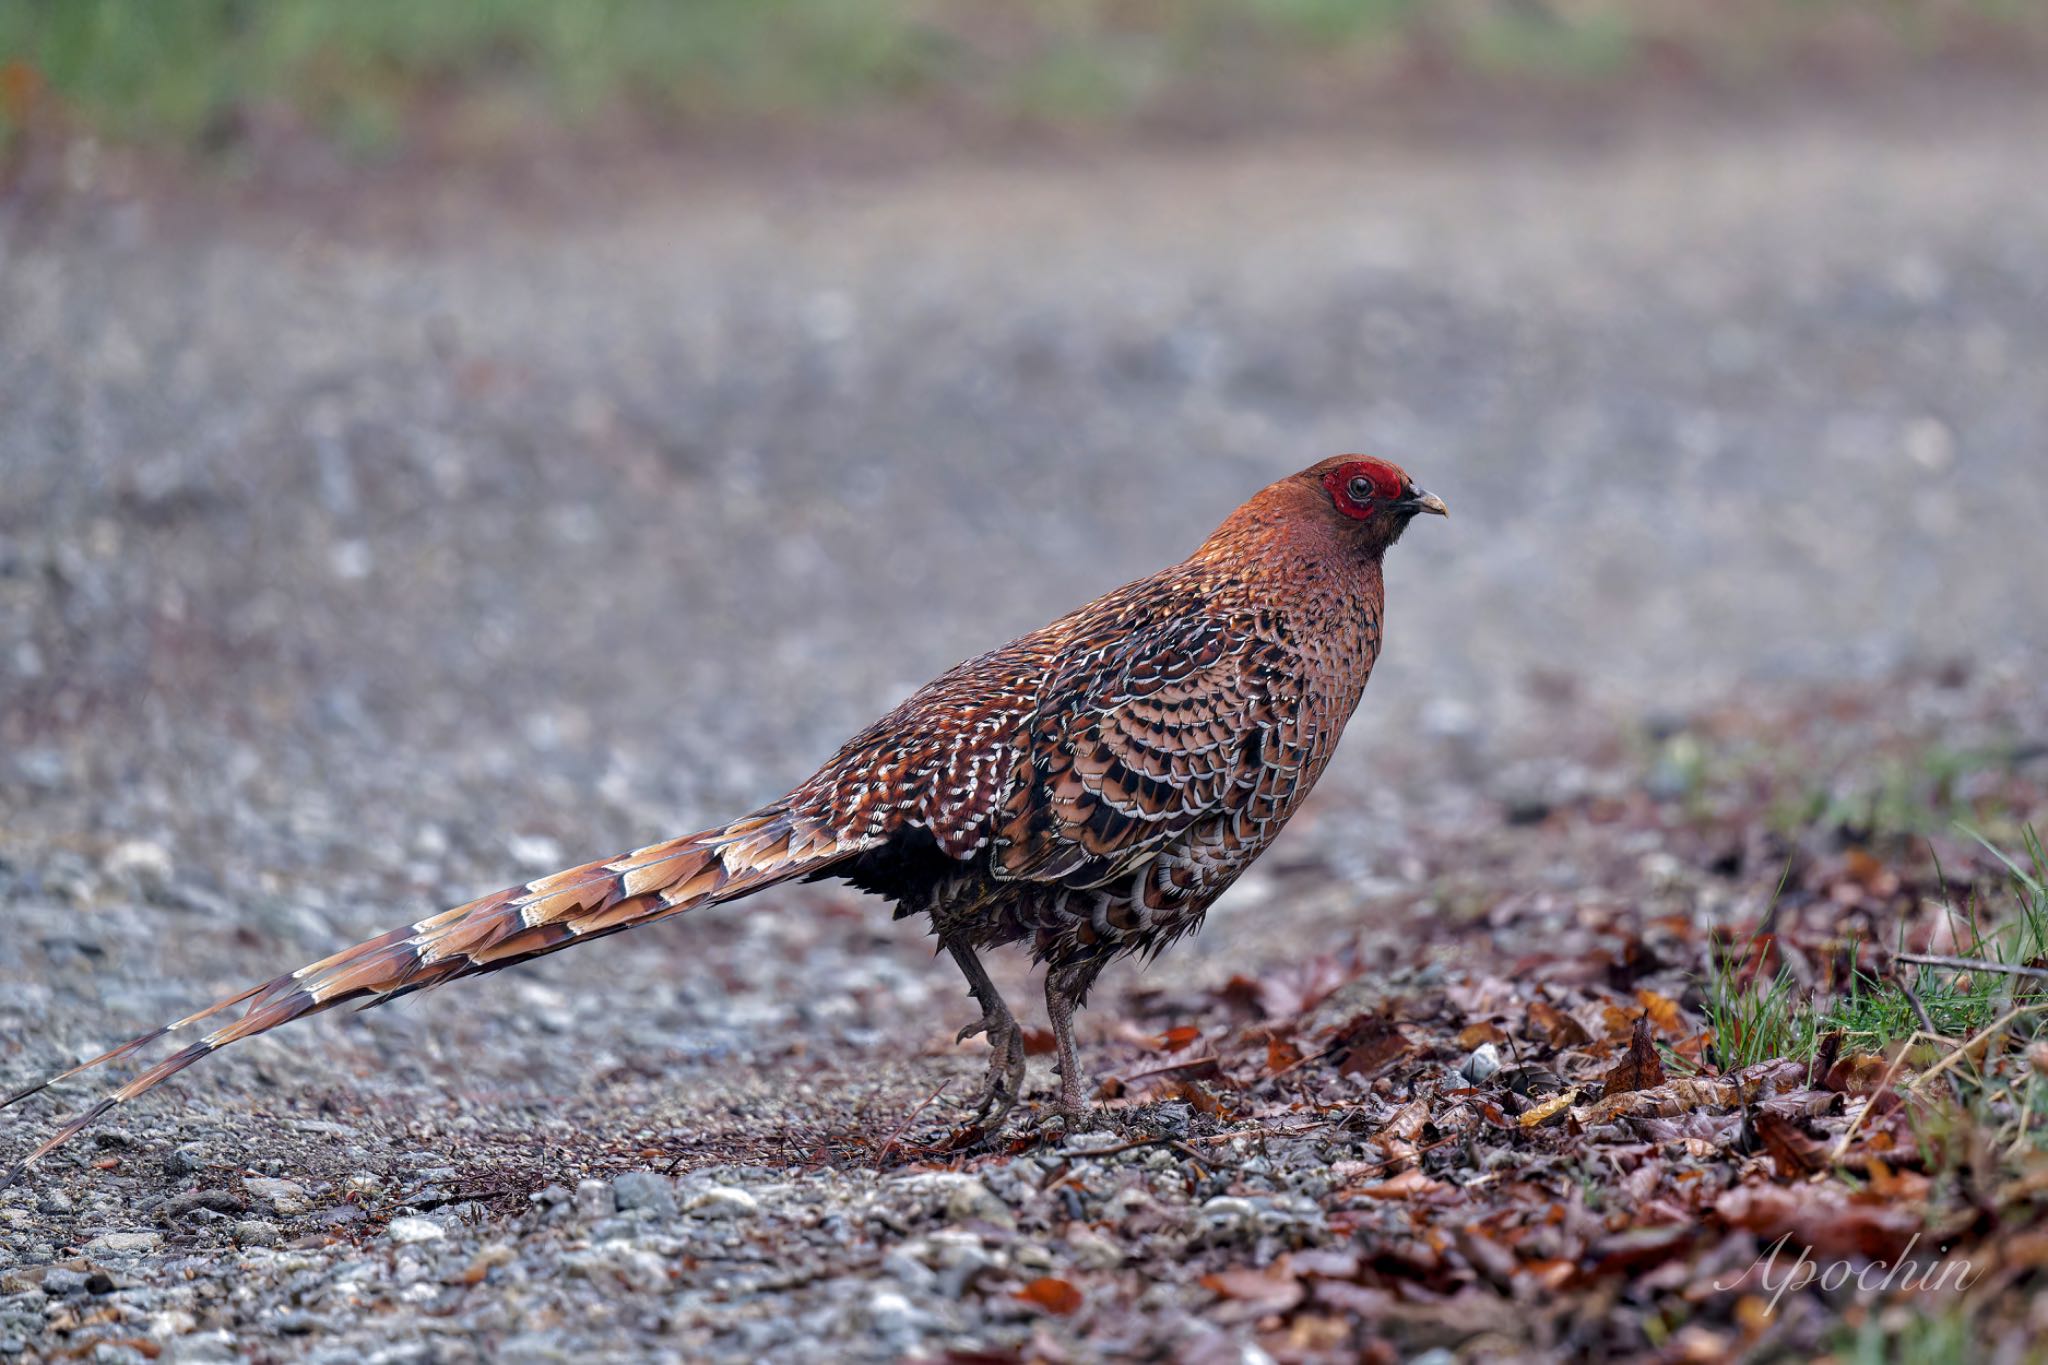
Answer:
2 804 851 1188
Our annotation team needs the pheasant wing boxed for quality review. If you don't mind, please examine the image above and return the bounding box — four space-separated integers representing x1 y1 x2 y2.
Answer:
992 598 1304 888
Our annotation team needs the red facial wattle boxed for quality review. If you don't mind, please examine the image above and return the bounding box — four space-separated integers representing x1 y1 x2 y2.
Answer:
1320 458 1408 519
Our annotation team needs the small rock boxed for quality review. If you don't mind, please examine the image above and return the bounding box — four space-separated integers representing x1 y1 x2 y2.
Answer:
932 1240 994 1299
566 1241 668 1292
1198 1195 1260 1241
233 1220 280 1247
683 1185 759 1220
166 1189 247 1220
1061 1130 1123 1155
941 1180 1005 1225
162 1145 209 1179
387 1216 445 1245
146 1310 197 1338
243 1177 311 1216
1067 1226 1126 1269
574 1179 615 1220
861 1288 924 1337
1460 1042 1503 1084
41 1268 90 1296
1147 1102 1193 1140
103 840 173 893
613 1172 678 1217
86 1231 161 1255
881 1244 936 1290
164 1331 241 1364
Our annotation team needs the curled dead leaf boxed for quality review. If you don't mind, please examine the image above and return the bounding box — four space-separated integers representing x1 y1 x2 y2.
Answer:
1822 1051 1890 1095
1751 1110 1825 1180
1519 1087 1582 1128
1374 1097 1430 1144
1576 1073 1763 1126
1527 998 1593 1048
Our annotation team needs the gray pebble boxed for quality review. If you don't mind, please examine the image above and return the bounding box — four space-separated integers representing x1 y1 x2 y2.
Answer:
612 1172 678 1218
233 1220 280 1246
242 1177 311 1216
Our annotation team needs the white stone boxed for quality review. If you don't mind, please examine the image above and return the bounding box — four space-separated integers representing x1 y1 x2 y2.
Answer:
683 1186 760 1219
387 1216 446 1245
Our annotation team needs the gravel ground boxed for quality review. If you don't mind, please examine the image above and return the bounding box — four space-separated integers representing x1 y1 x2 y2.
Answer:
3 85 2047 1360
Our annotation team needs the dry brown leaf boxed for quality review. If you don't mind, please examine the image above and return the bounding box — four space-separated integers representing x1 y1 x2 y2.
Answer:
1752 1110 1825 1180
1822 1051 1891 1094
1458 1021 1510 1049
1862 1157 1931 1203
1200 1265 1306 1316
1712 1183 1924 1260
1331 1011 1410 1077
1375 1097 1430 1144
1599 1003 1639 1041
1345 1168 1450 1201
1223 956 1352 1020
1600 1016 1667 1098
1265 1035 1305 1075
1016 1277 1084 1315
1575 1073 1755 1125
1165 1078 1231 1118
1527 998 1593 1048
1635 989 1684 1035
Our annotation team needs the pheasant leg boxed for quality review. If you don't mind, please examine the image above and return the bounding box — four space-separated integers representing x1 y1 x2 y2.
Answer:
1044 963 1102 1121
947 942 1027 1127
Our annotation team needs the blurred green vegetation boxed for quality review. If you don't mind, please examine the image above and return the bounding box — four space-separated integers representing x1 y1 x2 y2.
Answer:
0 0 2040 158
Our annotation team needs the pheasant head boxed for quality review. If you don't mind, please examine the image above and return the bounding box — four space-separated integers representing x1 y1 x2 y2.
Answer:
1199 454 1447 565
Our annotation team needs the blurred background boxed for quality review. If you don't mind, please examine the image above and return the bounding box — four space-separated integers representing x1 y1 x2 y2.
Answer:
3 0 2047 1125
5 0 2045 863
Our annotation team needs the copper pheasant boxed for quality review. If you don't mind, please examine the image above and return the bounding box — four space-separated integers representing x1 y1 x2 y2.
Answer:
3 455 1445 1184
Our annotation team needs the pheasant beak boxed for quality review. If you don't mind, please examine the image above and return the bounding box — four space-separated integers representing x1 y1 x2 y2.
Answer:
1404 487 1449 518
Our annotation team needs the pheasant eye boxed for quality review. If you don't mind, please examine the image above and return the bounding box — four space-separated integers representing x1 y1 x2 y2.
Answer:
1346 476 1373 503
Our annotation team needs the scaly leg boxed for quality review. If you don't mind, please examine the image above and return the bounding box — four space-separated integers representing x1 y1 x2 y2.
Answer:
1044 962 1104 1121
947 941 1027 1129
